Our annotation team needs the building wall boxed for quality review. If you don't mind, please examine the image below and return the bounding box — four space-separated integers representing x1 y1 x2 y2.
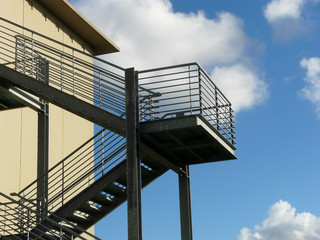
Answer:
0 0 95 236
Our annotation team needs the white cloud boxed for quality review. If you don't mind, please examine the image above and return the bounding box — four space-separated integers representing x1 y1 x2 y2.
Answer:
211 64 268 112
236 200 320 240
264 0 306 23
73 0 268 112
263 0 318 41
300 57 320 117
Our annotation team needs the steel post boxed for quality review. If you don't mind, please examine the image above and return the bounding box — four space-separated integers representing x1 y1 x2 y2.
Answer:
37 59 49 217
125 68 142 240
179 165 193 240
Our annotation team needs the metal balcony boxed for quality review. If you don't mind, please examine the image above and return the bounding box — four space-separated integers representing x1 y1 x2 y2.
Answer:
0 16 236 239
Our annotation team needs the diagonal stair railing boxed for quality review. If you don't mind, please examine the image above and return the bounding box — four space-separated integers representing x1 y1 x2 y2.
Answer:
0 192 101 240
16 128 126 216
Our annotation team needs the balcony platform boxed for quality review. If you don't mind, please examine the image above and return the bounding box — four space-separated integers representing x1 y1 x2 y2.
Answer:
140 115 236 165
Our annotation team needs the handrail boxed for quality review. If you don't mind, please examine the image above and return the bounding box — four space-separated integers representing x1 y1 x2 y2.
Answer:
18 128 106 195
10 192 101 240
138 63 236 145
0 17 124 71
0 17 126 118
17 128 126 214
0 192 101 240
138 62 231 105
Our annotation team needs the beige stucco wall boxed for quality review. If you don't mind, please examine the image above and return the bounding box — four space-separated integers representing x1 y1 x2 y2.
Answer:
0 0 95 236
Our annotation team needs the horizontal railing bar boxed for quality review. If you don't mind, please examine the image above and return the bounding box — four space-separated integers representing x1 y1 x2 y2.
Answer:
0 17 125 71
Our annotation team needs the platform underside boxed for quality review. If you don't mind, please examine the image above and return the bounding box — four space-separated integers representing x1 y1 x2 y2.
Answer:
0 84 25 111
140 115 236 165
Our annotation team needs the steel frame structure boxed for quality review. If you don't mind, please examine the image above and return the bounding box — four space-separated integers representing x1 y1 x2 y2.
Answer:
0 17 237 240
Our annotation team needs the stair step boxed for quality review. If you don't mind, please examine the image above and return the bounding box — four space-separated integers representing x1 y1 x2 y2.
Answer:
104 182 127 197
115 173 128 186
66 211 93 224
78 201 106 214
92 191 117 205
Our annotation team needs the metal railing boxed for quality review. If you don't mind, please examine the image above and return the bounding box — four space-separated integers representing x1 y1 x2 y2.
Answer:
0 192 101 240
138 63 236 145
17 128 126 215
0 17 126 117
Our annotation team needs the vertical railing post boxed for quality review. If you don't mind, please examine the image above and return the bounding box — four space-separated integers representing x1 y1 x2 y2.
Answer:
125 68 143 240
198 66 202 115
60 54 63 91
3 204 7 235
62 161 65 206
31 33 34 78
188 65 193 114
72 49 75 95
99 70 102 109
23 39 26 75
102 131 105 175
215 88 220 131
179 165 193 240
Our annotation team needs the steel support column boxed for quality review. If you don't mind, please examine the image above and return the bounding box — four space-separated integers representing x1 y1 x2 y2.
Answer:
37 59 49 217
125 68 142 240
179 165 193 240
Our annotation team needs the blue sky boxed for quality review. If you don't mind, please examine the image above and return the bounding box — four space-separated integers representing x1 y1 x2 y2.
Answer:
71 0 320 239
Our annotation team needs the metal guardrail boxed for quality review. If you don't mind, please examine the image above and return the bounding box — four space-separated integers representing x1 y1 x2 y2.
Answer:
17 128 126 215
0 15 236 238
0 17 126 117
0 192 101 240
138 63 236 145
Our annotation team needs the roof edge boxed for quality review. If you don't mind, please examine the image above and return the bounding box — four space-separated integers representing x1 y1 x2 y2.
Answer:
35 0 119 55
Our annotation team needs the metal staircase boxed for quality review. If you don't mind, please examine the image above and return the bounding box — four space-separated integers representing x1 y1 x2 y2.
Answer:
0 17 236 239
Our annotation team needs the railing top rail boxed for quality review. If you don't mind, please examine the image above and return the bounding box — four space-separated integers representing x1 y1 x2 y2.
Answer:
138 62 232 105
0 16 125 71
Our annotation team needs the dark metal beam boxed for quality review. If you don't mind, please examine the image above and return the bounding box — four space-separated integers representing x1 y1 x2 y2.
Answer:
125 68 143 240
37 99 49 217
179 165 193 240
37 59 49 218
165 131 206 163
163 138 212 151
0 65 126 135
140 144 183 174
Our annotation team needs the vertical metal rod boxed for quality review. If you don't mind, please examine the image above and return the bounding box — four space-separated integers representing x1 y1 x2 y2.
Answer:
72 49 75 95
198 67 202 115
60 224 63 240
23 40 26 75
31 33 34 78
215 87 220 131
60 54 63 91
125 68 143 240
179 165 193 240
102 131 105 175
99 70 102 108
62 162 65 205
3 205 6 235
188 65 192 114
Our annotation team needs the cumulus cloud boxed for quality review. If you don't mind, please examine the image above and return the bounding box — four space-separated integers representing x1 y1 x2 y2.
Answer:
300 57 320 117
73 0 268 112
263 0 318 41
264 0 306 23
211 64 268 112
236 200 320 240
